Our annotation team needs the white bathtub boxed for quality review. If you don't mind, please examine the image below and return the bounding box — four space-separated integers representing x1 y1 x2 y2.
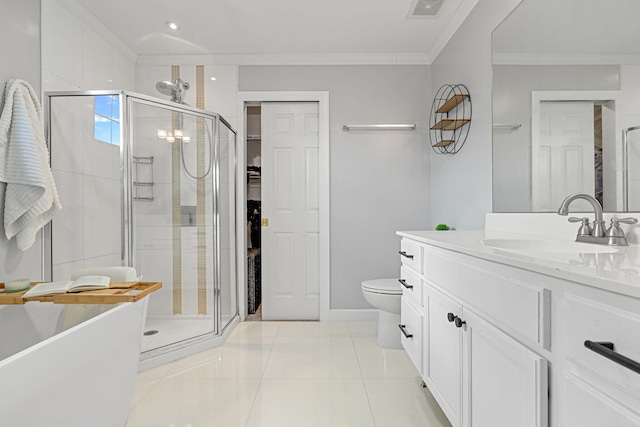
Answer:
0 298 148 427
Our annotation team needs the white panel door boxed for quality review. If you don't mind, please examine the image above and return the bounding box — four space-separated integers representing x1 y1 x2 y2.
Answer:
533 101 595 211
462 309 548 427
261 102 319 320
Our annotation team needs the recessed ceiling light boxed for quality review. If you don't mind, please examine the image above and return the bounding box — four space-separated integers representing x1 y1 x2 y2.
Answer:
165 21 180 30
210 77 217 81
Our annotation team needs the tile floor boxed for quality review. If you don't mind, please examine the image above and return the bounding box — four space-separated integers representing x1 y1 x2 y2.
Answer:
126 321 452 427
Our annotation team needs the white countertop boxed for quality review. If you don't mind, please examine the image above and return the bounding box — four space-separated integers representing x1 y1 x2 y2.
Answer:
397 229 640 299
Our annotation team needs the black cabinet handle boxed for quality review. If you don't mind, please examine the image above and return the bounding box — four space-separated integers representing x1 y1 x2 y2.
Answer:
454 317 466 328
399 251 414 259
447 312 456 322
584 341 640 375
399 279 413 289
398 324 413 339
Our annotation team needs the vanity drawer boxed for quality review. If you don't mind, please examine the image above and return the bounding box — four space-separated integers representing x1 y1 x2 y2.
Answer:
399 238 422 274
400 296 423 375
564 293 640 399
424 247 550 350
400 266 423 308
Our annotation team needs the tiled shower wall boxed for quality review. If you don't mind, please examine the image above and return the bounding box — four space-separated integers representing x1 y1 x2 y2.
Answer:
41 0 136 279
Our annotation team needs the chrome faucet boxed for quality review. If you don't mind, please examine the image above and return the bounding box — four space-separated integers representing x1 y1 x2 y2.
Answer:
557 193 637 246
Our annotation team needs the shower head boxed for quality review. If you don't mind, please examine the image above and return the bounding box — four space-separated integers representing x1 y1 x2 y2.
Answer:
155 81 177 96
155 79 190 104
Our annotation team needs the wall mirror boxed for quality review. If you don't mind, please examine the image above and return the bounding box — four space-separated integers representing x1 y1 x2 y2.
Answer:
492 0 640 213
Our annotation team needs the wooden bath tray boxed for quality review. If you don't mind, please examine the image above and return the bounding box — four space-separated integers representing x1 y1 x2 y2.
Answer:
0 281 162 305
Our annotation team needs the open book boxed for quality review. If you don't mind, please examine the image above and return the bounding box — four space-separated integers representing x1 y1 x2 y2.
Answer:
22 276 112 298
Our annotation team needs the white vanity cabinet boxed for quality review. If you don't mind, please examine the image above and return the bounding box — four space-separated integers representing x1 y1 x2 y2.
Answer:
399 235 549 427
398 230 640 427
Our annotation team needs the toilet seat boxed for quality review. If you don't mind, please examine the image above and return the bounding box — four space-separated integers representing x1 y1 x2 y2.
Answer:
361 279 402 295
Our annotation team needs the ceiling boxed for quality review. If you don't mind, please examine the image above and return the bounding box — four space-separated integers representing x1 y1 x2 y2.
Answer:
74 0 477 62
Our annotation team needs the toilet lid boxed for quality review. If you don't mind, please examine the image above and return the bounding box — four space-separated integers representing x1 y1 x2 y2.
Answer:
361 279 402 295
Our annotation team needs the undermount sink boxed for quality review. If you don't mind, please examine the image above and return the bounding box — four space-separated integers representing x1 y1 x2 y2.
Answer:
480 238 618 254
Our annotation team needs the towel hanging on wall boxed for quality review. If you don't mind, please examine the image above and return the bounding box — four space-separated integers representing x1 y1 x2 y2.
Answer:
0 79 62 250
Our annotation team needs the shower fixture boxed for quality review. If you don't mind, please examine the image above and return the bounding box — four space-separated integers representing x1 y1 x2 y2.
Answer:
155 79 190 104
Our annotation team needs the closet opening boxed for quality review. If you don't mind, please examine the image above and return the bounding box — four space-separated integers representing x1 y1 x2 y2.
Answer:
246 104 262 321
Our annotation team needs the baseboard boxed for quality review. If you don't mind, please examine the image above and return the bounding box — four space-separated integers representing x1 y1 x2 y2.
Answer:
328 309 379 322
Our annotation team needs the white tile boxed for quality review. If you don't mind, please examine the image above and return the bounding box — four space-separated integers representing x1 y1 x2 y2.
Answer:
353 336 421 378
51 170 84 265
52 260 84 281
136 361 177 381
83 175 116 259
41 0 82 88
227 321 281 343
364 377 452 427
82 25 112 90
126 378 260 427
246 379 375 427
112 49 136 91
349 321 378 336
42 69 80 92
277 321 350 337
50 96 84 174
83 132 121 180
129 379 159 410
136 66 173 100
164 340 273 379
263 336 360 379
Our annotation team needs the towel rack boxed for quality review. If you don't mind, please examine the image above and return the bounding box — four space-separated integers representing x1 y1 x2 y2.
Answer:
493 124 522 131
342 124 416 131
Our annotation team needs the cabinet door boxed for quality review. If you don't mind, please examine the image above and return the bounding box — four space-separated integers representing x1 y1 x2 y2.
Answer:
563 371 640 426
462 309 548 427
424 285 462 427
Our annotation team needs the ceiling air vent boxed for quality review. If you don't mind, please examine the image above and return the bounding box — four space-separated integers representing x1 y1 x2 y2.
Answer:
408 0 445 18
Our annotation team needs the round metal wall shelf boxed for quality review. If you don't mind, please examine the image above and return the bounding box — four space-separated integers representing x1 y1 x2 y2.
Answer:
429 84 472 154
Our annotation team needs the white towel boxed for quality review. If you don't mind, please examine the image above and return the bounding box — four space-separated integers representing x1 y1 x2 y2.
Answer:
0 79 62 250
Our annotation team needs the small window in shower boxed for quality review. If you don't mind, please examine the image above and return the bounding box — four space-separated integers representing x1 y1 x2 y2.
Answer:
94 95 121 146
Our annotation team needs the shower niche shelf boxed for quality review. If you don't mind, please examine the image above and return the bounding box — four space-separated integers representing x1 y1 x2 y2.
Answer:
133 156 154 202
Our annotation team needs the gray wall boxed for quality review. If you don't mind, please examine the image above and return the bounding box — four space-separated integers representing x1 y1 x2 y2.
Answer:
0 0 43 280
430 0 522 230
239 65 431 309
493 65 620 212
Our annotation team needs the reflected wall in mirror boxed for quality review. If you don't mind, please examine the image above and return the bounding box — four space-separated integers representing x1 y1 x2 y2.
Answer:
492 0 640 213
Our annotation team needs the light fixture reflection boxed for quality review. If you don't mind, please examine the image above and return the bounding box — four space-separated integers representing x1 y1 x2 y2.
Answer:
165 21 180 30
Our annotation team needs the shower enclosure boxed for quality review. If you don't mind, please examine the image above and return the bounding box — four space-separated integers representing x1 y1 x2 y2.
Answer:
44 90 238 361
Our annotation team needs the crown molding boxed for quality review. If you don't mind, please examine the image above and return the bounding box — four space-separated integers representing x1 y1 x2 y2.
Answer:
493 53 640 65
136 53 432 67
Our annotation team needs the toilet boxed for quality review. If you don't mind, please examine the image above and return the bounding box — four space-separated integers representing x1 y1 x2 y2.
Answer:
361 278 403 349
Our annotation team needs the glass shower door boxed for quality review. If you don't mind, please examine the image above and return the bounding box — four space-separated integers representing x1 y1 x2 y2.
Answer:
218 119 237 331
130 99 217 353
